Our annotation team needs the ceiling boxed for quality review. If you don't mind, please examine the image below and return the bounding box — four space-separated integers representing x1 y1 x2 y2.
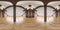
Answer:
0 0 60 4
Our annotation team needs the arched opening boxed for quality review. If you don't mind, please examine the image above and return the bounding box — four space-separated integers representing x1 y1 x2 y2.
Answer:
47 7 56 23
16 1 44 24
35 6 44 23
47 1 60 23
16 6 25 24
0 1 13 24
5 7 13 24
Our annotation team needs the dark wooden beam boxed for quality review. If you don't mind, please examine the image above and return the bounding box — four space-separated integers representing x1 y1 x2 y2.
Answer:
0 0 60 6
44 4 47 22
13 4 16 23
0 9 1 17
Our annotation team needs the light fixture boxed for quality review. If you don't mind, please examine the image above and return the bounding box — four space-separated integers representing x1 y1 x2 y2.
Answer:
27 5 34 10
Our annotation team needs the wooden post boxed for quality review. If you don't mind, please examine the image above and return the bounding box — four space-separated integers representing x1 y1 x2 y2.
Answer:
0 9 1 17
13 4 16 23
44 5 47 22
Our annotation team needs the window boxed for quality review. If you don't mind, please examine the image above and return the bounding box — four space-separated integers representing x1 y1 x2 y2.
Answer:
47 7 56 23
16 1 44 24
47 1 60 23
5 7 13 24
16 7 25 24
0 1 13 24
36 7 44 23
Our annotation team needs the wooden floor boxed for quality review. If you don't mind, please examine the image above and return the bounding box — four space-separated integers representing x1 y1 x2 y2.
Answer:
0 17 60 30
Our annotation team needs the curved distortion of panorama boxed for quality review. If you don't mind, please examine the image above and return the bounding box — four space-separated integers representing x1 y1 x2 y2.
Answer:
0 1 60 30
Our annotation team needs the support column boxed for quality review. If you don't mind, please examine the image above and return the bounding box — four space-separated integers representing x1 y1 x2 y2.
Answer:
13 4 16 23
56 10 58 17
0 9 1 17
58 10 60 17
44 5 47 22
59 11 60 16
2 9 6 17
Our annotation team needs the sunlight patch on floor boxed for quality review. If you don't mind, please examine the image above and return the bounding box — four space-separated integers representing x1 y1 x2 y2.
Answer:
6 17 13 24
36 17 44 23
36 17 54 24
16 17 24 24
47 17 54 24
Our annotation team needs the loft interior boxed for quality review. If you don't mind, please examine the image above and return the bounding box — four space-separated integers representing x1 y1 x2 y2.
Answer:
0 0 60 30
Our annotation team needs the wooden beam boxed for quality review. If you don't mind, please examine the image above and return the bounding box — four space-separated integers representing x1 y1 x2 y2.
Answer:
13 4 16 23
44 5 47 22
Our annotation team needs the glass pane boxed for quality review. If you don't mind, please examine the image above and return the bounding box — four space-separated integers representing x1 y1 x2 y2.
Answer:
16 7 24 24
36 7 44 23
47 7 56 23
5 7 13 24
